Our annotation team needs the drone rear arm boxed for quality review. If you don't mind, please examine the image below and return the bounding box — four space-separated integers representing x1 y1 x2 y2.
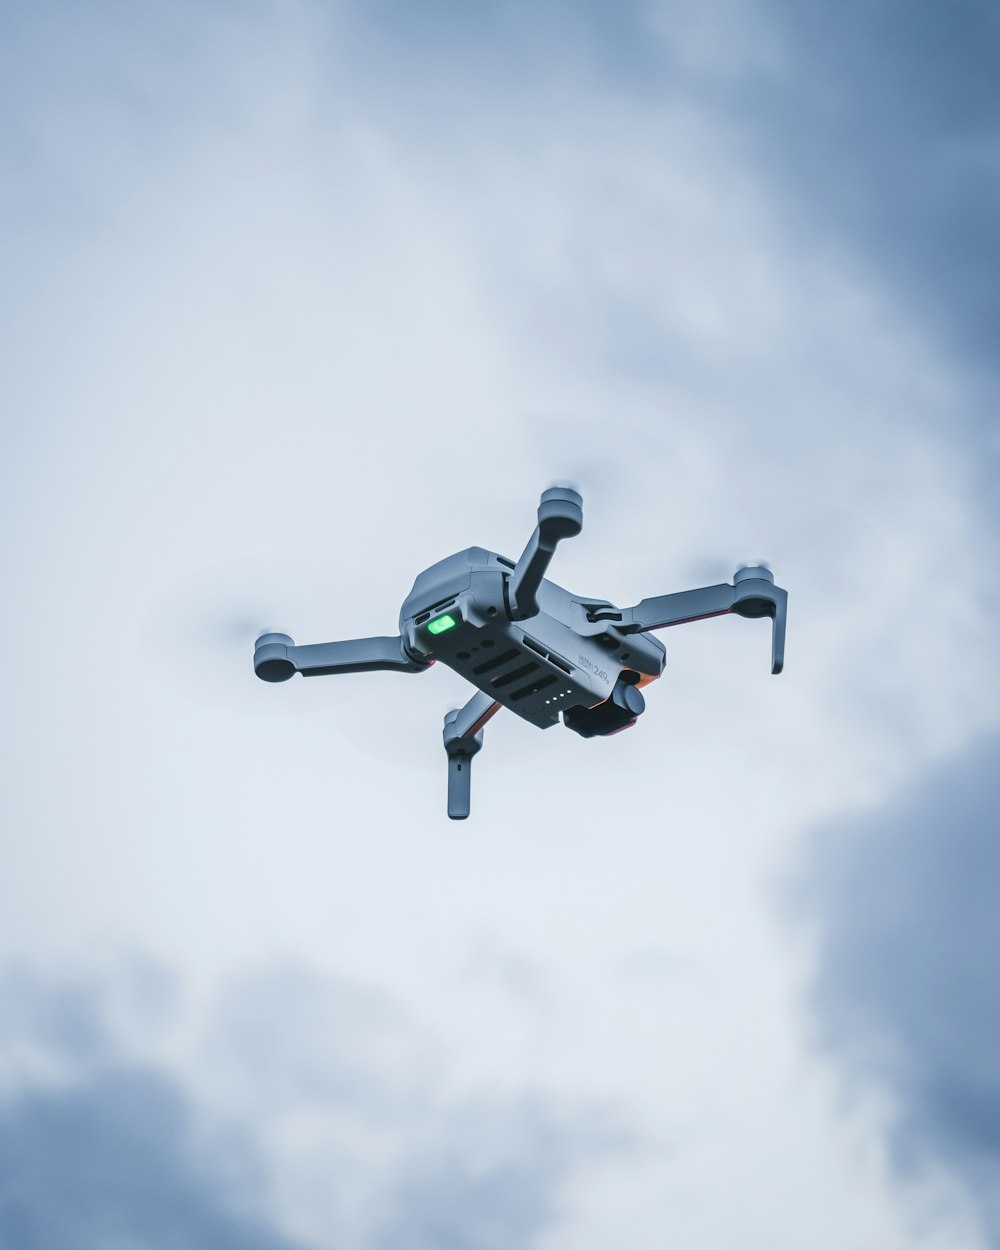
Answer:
595 567 787 675
254 633 429 682
509 487 583 620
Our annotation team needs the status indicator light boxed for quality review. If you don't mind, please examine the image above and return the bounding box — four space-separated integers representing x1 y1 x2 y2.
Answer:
427 613 459 635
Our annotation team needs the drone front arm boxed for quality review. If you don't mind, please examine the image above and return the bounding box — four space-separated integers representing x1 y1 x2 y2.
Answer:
623 583 737 630
442 691 503 820
597 566 787 675
254 632 429 682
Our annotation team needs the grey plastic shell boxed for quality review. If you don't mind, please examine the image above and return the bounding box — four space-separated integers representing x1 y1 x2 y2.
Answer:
398 548 666 730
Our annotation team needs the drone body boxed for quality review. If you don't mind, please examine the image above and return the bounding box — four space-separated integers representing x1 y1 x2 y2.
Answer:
254 488 787 818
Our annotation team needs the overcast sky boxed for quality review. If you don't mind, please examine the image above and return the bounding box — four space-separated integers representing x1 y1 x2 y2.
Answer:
2 2 1000 1247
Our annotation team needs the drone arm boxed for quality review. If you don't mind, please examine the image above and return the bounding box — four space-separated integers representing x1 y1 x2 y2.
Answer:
509 527 552 621
606 567 787 675
254 632 428 682
442 691 502 820
448 689 504 740
509 487 583 620
621 583 737 630
290 636 428 677
752 583 787 676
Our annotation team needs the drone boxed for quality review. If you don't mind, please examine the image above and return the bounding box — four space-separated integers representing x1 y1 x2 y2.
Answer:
254 487 787 819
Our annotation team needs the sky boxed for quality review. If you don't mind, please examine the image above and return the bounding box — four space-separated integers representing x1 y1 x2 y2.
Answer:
1 1 999 1247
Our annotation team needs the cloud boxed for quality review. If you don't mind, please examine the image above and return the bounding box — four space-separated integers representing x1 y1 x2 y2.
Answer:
197 964 624 1247
0 960 621 1250
2 4 999 1247
0 964 304 1250
370 1097 593 1250
0 1068 307 1250
737 1 1000 366
798 730 1000 1238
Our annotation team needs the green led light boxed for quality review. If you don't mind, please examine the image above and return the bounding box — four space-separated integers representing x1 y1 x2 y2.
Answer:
427 613 458 635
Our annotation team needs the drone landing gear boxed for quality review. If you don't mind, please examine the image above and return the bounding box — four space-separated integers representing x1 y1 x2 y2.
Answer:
443 691 503 820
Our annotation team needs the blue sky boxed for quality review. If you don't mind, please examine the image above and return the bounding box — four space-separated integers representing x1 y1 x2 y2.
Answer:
2 2 999 1247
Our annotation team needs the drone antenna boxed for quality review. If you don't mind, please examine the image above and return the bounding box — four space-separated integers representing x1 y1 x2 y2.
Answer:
509 487 583 620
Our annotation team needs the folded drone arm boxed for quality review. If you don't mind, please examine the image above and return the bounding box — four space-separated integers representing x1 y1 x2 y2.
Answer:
624 583 737 629
442 691 503 820
254 633 429 682
601 567 787 675
509 487 584 620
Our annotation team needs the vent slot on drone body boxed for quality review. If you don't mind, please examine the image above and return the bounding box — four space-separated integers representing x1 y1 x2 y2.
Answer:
492 661 540 689
414 598 455 626
472 649 519 675
522 637 573 674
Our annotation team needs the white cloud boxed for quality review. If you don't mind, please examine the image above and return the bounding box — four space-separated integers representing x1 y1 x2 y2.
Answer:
0 959 620 1249
1 3 998 1247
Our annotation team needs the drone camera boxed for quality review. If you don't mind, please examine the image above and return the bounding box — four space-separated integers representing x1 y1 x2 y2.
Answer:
563 674 646 739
